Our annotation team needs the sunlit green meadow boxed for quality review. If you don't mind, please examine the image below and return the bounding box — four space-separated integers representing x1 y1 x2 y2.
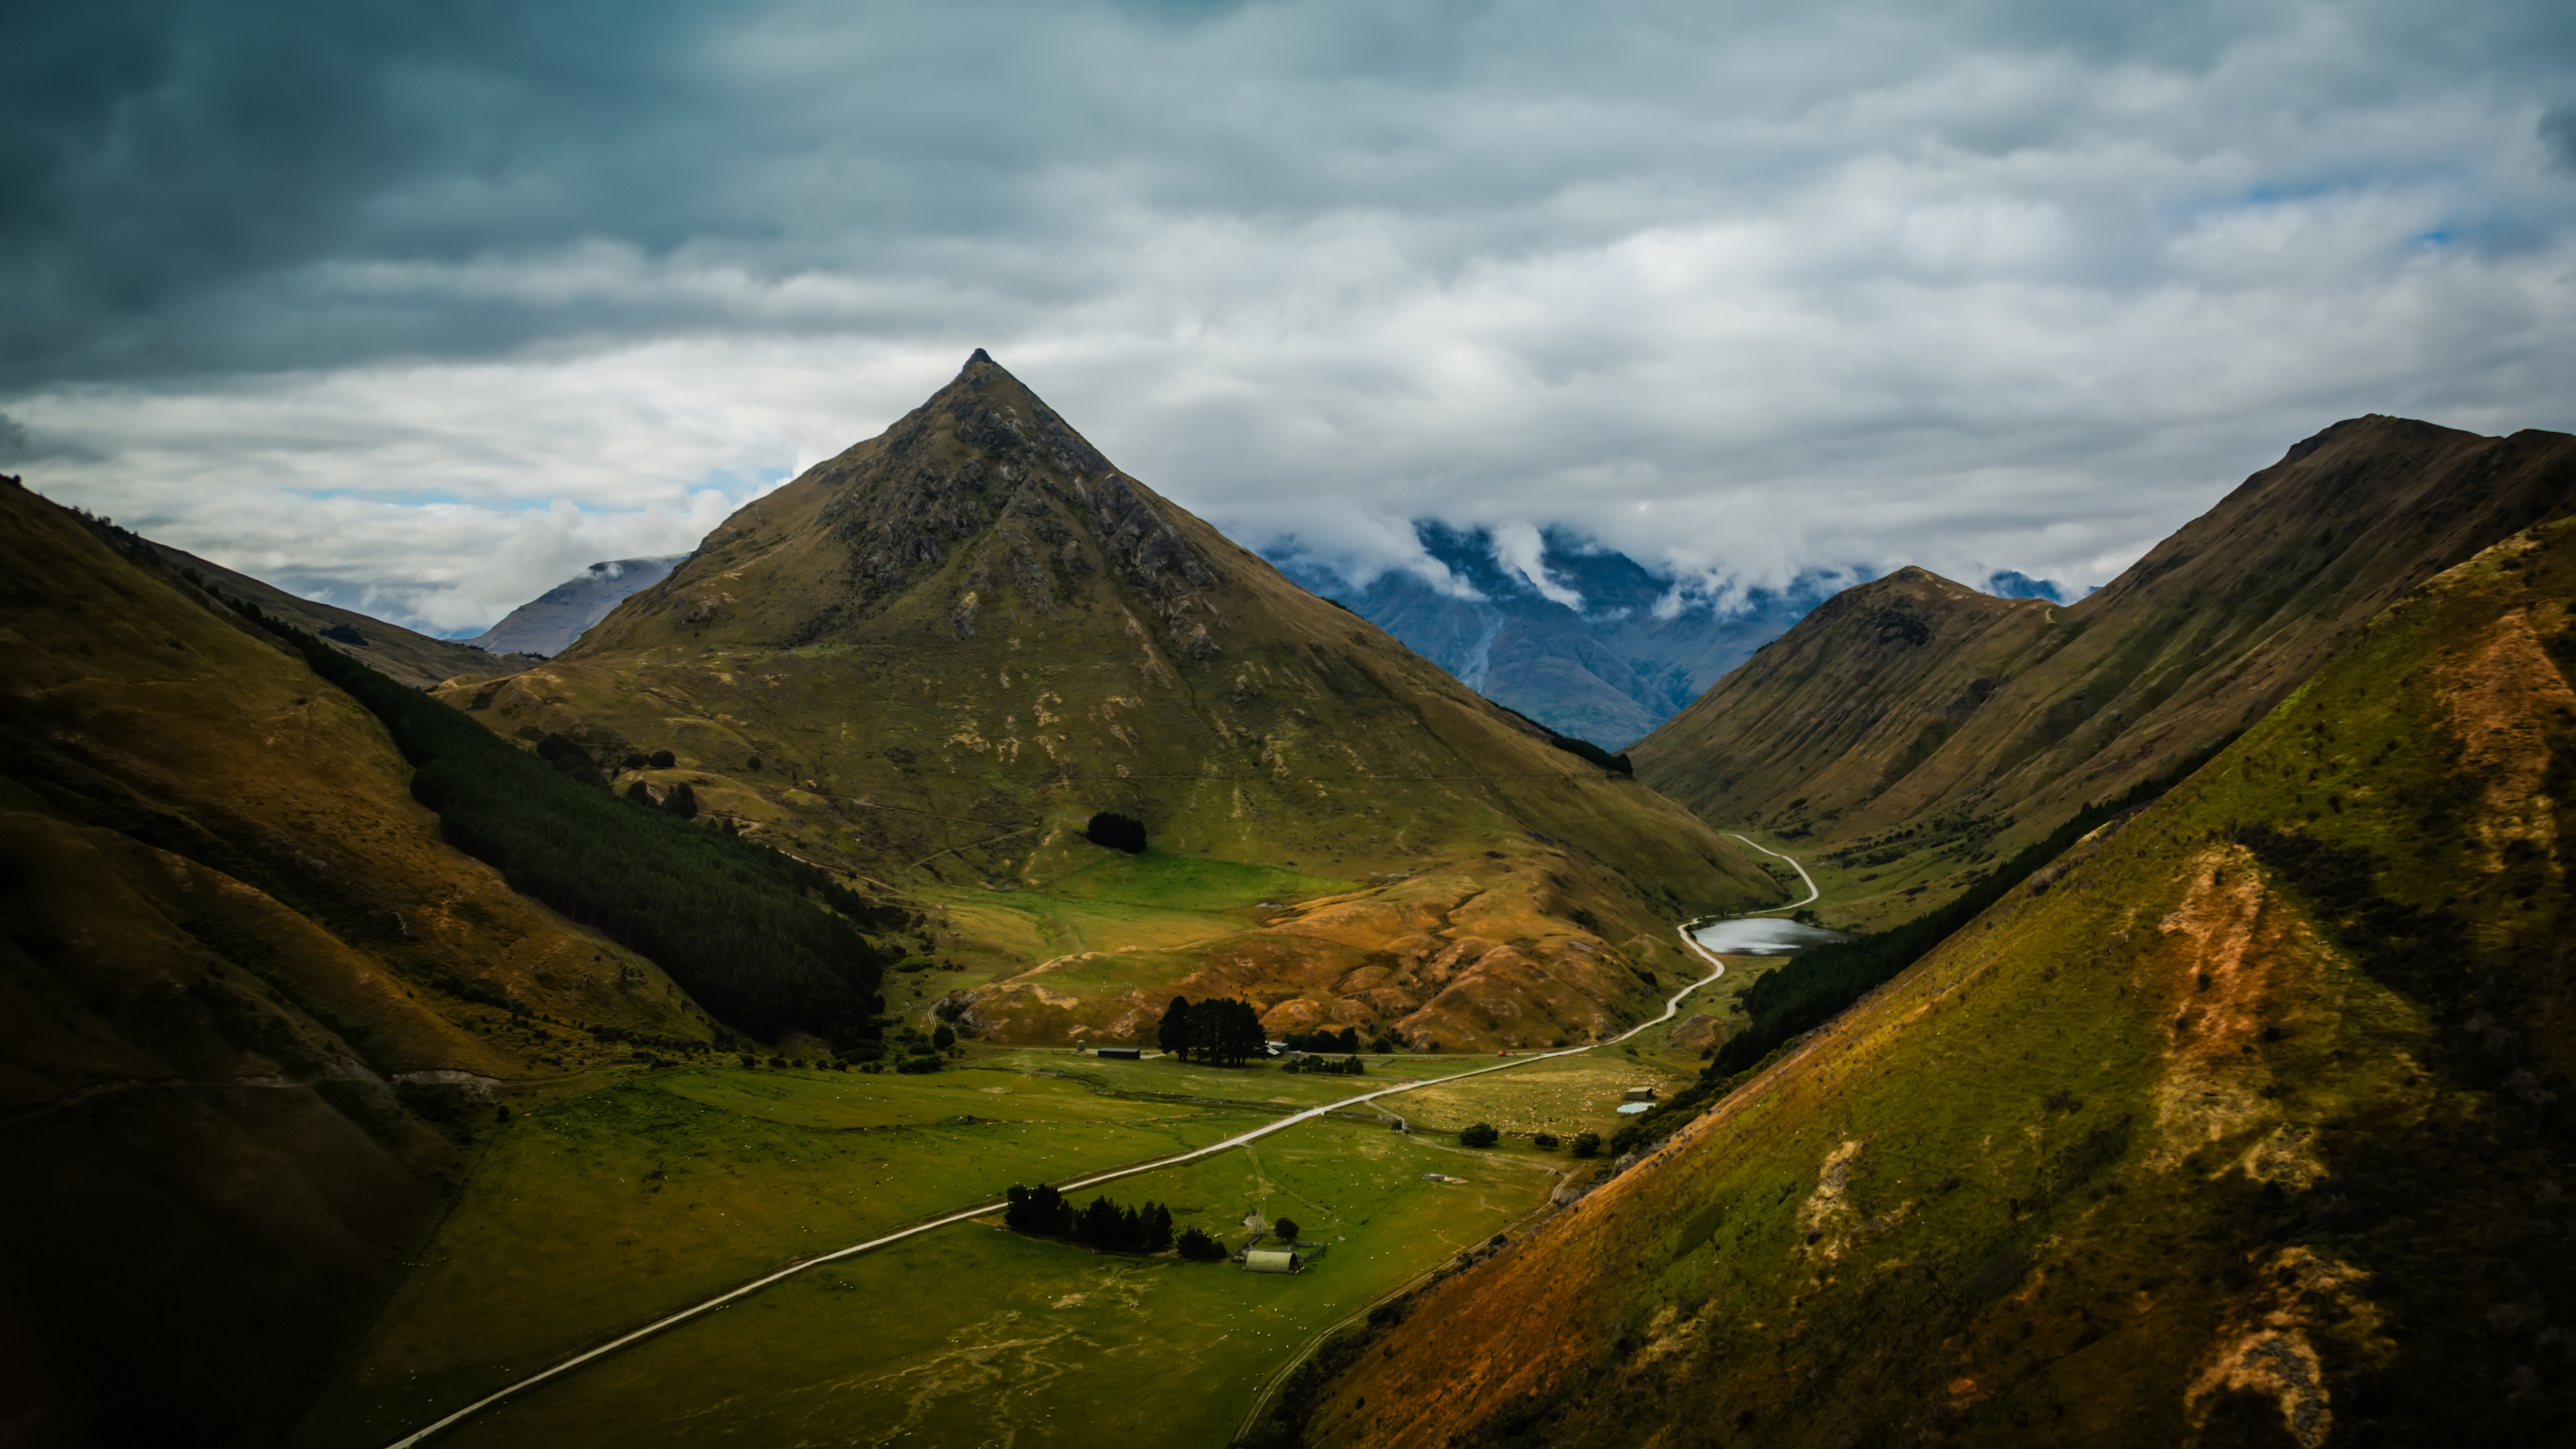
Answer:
429 1116 1553 1449
301 1031 1673 1448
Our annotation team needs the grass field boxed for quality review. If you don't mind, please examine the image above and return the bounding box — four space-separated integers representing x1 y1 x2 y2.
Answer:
1032 847 1349 911
301 1027 1715 1448
291 1063 1266 1448
420 1117 1554 1449
913 849 1354 992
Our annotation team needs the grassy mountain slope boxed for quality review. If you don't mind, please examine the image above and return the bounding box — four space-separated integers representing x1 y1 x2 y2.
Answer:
1634 417 2576 920
142 535 544 689
439 352 1782 1049
1291 515 2576 1448
0 481 713 1446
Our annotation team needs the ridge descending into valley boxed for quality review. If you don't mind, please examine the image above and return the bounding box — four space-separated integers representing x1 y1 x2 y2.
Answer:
141 535 546 690
0 482 718 1447
441 352 1784 1051
1634 416 2576 922
1290 511 2576 1449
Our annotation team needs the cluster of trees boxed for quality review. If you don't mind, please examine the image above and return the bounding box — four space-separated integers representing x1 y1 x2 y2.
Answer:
229 603 893 1049
1281 1026 1360 1053
628 778 698 818
1605 741 2238 1159
1458 1122 1500 1148
1157 996 1268 1065
1086 810 1147 854
1281 1054 1365 1075
1002 1183 1176 1253
833 1024 953 1073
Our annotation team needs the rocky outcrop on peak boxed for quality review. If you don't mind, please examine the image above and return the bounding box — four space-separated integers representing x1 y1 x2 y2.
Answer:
453 352 1783 968
784 354 1223 657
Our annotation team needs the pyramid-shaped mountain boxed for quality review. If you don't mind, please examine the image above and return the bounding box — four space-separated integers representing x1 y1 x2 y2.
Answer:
444 352 1782 1048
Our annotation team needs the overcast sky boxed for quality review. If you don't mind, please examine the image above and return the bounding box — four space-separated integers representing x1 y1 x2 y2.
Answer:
7 0 2575 634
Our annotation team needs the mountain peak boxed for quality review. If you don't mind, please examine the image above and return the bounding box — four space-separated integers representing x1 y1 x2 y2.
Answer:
966 346 994 367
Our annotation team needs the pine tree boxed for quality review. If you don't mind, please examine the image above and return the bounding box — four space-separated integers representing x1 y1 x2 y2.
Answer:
1159 996 1192 1057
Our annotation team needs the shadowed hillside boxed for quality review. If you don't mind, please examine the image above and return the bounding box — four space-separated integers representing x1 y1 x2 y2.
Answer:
0 480 715 1447
142 535 545 690
439 352 1784 1050
1283 515 2576 1448
1634 417 2576 920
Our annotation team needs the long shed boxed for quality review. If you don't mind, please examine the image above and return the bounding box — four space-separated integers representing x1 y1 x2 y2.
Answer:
1095 1046 1143 1060
1242 1248 1303 1274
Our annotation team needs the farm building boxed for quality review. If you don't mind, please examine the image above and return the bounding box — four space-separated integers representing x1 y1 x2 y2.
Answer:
1243 1248 1303 1274
1095 1046 1142 1060
1623 1085 1658 1103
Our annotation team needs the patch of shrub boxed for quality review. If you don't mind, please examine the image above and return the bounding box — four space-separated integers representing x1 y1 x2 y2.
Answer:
1459 1122 1500 1148
1004 1183 1175 1253
1085 810 1147 854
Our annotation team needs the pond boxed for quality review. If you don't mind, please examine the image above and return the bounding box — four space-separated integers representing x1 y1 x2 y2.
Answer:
1690 917 1854 955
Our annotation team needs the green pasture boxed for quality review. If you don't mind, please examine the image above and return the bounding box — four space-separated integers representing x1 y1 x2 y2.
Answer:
916 848 1351 985
1033 847 1348 912
994 1044 1626 1116
293 1065 1261 1448
303 1040 1663 1449
422 1117 1554 1449
1391 1053 1689 1139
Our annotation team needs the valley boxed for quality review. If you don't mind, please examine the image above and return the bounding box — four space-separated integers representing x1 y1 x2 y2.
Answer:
305 946 1761 1449
7 389 2574 1449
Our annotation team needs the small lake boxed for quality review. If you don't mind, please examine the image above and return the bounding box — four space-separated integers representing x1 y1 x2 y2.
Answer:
1691 918 1854 955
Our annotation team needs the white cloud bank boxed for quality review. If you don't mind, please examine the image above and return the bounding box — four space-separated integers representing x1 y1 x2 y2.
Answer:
4 0 2573 631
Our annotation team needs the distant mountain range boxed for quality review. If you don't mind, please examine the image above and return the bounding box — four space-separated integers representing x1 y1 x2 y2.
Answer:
1265 527 2077 748
464 554 687 657
1263 529 1848 749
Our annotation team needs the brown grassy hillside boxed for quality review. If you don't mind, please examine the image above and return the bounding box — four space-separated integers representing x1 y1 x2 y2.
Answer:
439 352 1782 1048
143 535 543 689
1290 513 2576 1449
1635 417 2576 920
0 480 711 1447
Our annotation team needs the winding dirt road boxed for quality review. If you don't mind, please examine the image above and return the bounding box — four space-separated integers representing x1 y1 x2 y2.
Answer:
1729 832 1821 912
384 925 1742 1448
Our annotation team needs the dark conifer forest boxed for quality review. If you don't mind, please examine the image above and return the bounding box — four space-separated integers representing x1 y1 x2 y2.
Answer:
232 601 893 1046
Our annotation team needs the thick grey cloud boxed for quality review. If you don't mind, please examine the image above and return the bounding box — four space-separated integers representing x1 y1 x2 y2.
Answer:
4 0 2573 631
